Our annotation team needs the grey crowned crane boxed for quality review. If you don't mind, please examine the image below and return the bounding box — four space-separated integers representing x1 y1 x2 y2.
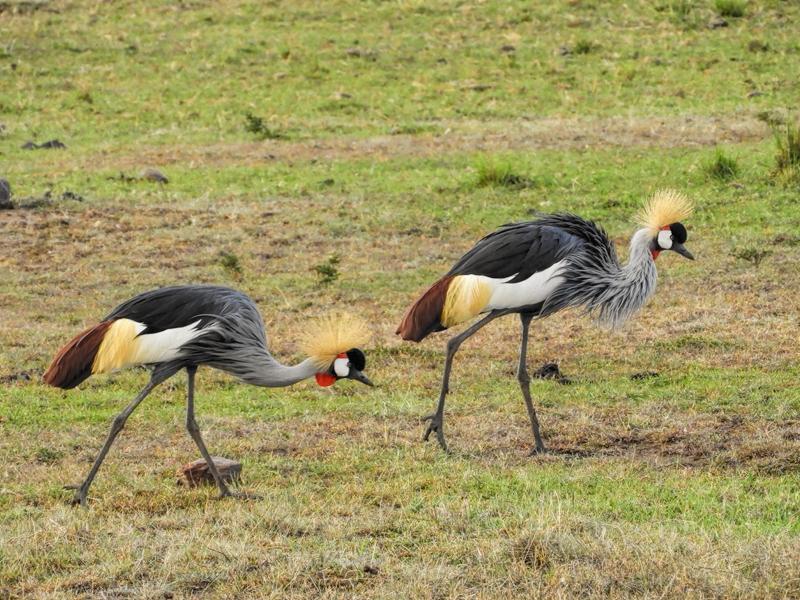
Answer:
396 190 695 454
44 285 373 506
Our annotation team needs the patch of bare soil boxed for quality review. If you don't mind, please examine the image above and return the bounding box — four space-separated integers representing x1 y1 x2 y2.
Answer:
232 411 800 476
512 411 800 474
56 115 770 171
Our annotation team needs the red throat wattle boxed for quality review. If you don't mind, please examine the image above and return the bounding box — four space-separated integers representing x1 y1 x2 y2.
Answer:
651 225 670 260
315 372 336 387
315 353 349 387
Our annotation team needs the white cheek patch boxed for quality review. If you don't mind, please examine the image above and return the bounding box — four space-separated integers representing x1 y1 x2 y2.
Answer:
657 229 673 250
333 357 350 377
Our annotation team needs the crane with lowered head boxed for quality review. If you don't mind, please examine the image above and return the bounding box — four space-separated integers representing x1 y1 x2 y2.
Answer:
396 190 695 454
45 285 373 506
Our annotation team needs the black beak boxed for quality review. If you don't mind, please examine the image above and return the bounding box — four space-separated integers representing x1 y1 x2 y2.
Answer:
672 242 694 260
348 370 374 387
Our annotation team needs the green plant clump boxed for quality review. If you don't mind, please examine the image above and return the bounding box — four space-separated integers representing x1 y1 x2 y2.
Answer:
732 246 772 268
475 156 535 189
314 254 341 285
218 251 244 278
704 148 740 181
715 0 747 18
772 118 800 182
244 112 285 140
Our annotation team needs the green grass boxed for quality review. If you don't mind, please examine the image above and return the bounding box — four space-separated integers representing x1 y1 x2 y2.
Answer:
715 0 748 18
772 116 800 183
2 0 800 597
704 147 740 180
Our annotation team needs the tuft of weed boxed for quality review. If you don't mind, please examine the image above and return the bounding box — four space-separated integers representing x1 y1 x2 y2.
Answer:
314 254 340 285
511 534 551 571
574 39 595 55
732 246 772 268
474 156 536 189
244 112 285 140
771 117 800 183
703 148 740 181
35 447 64 464
655 0 693 19
217 251 243 278
714 0 746 18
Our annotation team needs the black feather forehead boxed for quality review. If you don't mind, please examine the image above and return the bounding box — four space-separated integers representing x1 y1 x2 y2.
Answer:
345 348 366 371
669 222 688 244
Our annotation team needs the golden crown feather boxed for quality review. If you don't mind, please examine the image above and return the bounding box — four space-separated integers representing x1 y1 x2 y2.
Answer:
300 314 371 369
635 189 694 235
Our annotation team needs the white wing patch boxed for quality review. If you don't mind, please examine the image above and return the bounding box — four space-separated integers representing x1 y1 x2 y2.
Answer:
484 260 567 311
132 320 206 365
93 318 209 374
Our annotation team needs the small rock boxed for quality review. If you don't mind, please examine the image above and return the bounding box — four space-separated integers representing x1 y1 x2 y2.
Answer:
0 178 12 210
532 363 562 380
709 16 728 28
500 45 515 53
60 190 84 202
3 371 31 383
21 139 66 150
39 139 66 149
176 456 242 487
757 107 787 125
138 167 169 183
630 371 659 381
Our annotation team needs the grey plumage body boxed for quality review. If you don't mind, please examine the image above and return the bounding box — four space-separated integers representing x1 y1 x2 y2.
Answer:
539 221 658 328
397 210 693 454
46 285 372 506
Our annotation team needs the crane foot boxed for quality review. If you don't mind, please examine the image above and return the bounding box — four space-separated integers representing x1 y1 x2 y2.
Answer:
64 483 89 507
420 413 449 453
527 445 548 456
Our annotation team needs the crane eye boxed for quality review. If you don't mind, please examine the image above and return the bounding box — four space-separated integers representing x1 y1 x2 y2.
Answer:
670 234 675 241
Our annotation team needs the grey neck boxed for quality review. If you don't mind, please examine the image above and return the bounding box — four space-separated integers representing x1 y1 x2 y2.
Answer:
540 226 659 329
625 229 659 278
233 356 320 388
611 228 658 324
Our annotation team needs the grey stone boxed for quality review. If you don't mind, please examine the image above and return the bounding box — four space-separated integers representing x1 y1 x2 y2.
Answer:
0 178 12 210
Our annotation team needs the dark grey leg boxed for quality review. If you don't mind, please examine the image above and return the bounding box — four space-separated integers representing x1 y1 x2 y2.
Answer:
184 366 233 499
67 378 160 507
423 310 509 452
518 313 546 454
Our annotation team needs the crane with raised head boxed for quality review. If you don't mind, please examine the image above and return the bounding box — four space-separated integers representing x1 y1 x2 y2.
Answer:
396 190 694 454
44 285 373 506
